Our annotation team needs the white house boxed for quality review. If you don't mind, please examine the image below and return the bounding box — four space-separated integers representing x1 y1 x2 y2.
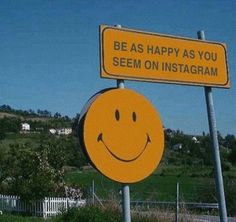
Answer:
49 128 72 135
49 129 57 135
64 128 72 135
21 123 30 131
57 128 72 135
192 136 200 144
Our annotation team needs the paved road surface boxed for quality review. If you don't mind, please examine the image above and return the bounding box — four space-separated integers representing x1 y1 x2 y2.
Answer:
183 214 236 222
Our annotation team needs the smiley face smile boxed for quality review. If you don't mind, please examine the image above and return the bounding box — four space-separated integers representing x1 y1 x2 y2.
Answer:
97 132 151 162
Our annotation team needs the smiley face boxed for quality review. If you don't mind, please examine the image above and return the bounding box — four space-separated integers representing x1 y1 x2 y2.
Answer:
79 88 164 183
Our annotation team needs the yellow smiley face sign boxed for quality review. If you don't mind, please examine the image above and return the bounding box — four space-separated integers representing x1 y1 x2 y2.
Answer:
79 88 164 183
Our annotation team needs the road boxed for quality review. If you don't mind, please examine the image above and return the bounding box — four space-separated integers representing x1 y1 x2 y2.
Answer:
188 215 236 222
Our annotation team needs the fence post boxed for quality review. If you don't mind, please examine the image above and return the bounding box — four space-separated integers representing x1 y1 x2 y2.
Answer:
43 198 46 219
176 182 179 222
92 180 95 205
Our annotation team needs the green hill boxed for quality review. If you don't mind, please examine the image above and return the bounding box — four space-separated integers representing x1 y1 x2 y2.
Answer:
0 104 236 215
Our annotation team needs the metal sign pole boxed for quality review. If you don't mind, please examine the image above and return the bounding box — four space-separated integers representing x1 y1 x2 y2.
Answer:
117 78 131 222
198 30 228 222
122 184 131 222
115 23 131 222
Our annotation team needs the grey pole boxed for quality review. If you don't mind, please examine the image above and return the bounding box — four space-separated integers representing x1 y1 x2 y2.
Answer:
122 184 131 222
117 78 131 222
117 79 125 89
115 24 131 219
198 30 228 222
117 79 131 222
175 182 179 222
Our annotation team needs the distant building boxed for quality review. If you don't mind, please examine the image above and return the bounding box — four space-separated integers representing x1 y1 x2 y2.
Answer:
192 136 200 144
49 128 72 135
21 123 30 131
65 128 72 135
58 128 72 135
49 129 57 135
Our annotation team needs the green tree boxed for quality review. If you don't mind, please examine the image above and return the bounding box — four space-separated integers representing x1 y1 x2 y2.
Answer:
200 135 213 165
54 112 62 118
0 117 20 133
0 144 58 201
229 148 236 165
0 127 6 140
224 134 236 149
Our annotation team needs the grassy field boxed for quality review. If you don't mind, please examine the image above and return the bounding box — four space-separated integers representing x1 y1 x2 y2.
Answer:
64 167 216 202
0 214 44 222
0 111 53 122
0 112 17 118
65 162 236 202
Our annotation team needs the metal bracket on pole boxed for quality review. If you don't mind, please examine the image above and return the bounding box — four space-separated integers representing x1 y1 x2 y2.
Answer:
198 30 228 222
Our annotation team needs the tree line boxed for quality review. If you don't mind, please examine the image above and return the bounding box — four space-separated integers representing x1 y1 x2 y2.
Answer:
0 104 71 120
164 129 236 169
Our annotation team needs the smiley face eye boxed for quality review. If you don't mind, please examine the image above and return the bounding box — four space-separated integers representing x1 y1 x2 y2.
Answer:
115 109 120 121
132 112 137 122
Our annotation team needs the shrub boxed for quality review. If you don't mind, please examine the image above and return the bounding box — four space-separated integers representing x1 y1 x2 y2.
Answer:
221 161 232 172
55 206 121 222
54 205 175 222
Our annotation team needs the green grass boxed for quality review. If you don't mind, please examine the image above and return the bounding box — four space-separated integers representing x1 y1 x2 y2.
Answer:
0 213 44 222
223 166 236 178
65 169 214 202
0 206 173 222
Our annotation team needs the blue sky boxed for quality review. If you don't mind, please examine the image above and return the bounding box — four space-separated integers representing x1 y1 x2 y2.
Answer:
0 0 235 136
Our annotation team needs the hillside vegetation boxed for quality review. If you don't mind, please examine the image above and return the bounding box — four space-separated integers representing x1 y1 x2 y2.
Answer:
0 104 236 215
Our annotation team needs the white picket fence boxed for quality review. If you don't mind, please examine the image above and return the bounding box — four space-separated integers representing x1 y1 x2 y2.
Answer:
0 194 86 218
